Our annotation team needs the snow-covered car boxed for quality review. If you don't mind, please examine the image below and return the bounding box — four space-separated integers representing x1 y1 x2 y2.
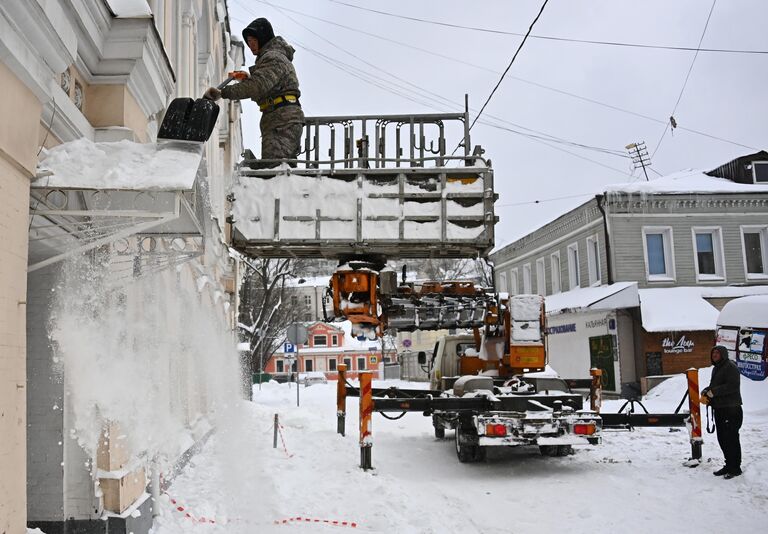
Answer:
302 371 328 387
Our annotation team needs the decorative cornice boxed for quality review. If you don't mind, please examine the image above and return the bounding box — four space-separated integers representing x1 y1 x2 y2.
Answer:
606 193 768 214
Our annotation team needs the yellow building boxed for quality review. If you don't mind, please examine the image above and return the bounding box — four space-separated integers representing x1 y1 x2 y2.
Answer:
1 1 245 532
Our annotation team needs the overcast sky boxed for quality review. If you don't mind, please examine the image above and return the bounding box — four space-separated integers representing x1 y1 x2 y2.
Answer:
226 0 768 250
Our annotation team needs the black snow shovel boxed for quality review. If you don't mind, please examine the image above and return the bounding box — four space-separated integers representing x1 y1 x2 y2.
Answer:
157 72 248 142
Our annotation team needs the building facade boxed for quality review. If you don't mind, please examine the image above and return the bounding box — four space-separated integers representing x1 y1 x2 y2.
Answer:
1 1 244 532
267 322 383 380
491 153 768 394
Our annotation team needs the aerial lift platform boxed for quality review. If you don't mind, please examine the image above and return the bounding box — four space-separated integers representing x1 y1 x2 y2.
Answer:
228 110 497 261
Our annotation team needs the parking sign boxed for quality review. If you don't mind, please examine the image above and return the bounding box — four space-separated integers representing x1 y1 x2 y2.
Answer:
284 342 296 353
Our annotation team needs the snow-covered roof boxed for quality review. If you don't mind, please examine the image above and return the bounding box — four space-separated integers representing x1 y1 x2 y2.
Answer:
717 295 768 328
36 139 202 191
545 282 638 315
106 0 151 17
639 286 768 332
605 169 768 195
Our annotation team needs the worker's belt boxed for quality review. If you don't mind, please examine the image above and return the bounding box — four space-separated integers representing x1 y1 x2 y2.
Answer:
258 94 300 112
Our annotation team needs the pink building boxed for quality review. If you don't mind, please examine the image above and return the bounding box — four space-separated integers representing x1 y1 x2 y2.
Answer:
265 322 383 379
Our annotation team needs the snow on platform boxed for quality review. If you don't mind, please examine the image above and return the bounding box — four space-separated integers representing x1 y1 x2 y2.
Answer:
639 286 768 332
36 138 203 191
230 166 495 259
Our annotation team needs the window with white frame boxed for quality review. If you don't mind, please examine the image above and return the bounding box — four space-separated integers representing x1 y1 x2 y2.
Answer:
276 360 284 373
510 269 519 295
752 161 768 184
331 334 339 346
692 227 725 281
304 295 312 306
498 272 508 293
643 227 675 281
550 252 561 294
742 226 768 278
313 334 327 346
329 358 337 371
536 258 546 295
522 264 532 294
587 235 601 286
567 243 580 290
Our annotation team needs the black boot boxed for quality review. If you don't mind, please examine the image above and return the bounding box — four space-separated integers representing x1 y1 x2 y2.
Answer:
713 467 729 476
723 468 742 479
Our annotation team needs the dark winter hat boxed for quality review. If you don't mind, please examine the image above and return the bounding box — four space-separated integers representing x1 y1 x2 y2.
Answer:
242 18 274 48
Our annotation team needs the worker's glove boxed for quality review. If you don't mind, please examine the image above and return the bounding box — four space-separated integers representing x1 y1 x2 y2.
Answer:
705 389 714 399
203 87 222 101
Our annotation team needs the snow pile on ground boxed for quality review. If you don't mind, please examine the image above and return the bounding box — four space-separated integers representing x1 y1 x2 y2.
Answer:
50 253 241 471
37 138 202 191
151 376 768 534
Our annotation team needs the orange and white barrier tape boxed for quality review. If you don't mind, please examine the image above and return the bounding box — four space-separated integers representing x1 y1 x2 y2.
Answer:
168 495 217 524
274 516 358 528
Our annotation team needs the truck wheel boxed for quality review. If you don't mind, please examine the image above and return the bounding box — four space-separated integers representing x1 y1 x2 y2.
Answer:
556 445 573 456
434 426 445 439
455 426 477 463
539 445 557 457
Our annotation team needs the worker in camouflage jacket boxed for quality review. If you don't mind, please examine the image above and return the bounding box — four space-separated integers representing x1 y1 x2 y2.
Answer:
205 18 304 169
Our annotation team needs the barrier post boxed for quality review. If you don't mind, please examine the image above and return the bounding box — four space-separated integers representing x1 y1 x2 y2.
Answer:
686 368 703 462
273 414 278 449
337 364 347 436
359 371 373 470
590 368 603 414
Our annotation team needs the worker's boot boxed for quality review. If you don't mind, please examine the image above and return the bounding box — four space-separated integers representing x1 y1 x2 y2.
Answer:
713 466 728 476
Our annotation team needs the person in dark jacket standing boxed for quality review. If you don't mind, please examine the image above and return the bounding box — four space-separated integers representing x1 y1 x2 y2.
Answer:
204 18 304 168
701 345 743 479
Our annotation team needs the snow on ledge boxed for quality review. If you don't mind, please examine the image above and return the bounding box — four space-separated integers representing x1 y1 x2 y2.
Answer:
106 0 151 17
36 138 203 191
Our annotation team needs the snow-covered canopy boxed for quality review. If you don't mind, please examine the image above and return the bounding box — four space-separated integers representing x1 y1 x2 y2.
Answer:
717 295 768 328
605 169 768 195
36 138 203 191
545 282 638 315
639 286 768 332
106 0 151 17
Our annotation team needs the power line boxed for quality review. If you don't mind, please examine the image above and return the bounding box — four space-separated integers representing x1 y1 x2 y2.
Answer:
469 0 549 132
235 3 629 161
497 193 594 208
326 0 768 55
651 0 717 159
245 0 756 152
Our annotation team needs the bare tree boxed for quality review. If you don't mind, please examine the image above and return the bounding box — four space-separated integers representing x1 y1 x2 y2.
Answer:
238 258 310 376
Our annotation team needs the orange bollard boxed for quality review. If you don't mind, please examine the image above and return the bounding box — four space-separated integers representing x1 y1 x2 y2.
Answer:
359 371 373 470
590 368 603 414
337 364 347 436
686 368 703 462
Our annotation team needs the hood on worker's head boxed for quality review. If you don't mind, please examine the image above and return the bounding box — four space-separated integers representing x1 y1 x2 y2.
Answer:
242 17 274 49
259 36 295 61
711 345 729 365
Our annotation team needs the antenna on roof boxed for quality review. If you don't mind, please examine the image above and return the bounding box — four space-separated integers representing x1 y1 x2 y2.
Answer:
626 141 652 181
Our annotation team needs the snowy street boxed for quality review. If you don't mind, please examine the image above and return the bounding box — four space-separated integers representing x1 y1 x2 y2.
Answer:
152 373 768 534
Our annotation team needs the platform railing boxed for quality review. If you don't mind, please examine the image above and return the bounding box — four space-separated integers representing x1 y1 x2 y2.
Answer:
241 111 477 172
